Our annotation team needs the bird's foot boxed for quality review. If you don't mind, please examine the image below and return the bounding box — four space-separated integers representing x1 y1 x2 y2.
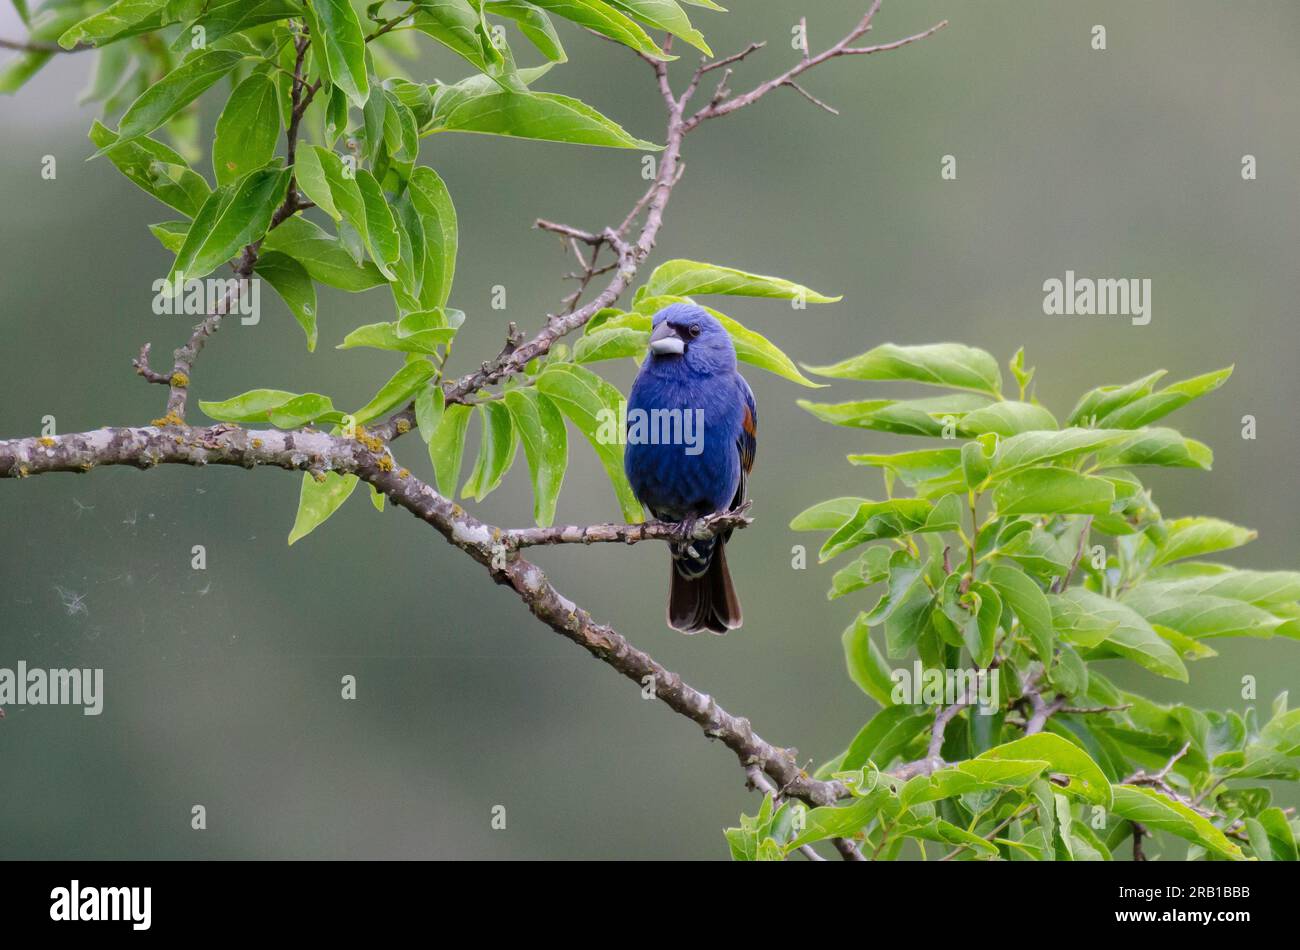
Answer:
674 515 700 555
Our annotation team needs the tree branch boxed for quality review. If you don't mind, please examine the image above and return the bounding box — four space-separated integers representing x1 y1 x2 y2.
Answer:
0 37 88 53
505 503 751 549
4 7 955 856
136 24 319 423
682 4 948 132
373 6 945 440
0 426 847 809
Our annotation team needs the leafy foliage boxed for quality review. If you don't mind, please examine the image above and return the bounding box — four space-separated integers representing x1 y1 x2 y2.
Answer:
26 0 818 539
728 345 1300 860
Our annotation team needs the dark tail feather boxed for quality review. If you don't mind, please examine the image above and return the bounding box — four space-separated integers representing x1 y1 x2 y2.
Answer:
668 540 742 634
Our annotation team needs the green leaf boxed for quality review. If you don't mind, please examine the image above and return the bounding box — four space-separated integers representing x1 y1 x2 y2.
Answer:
299 147 396 279
288 471 359 544
574 326 648 363
787 787 895 850
59 0 165 49
535 363 643 522
609 0 710 53
88 121 210 217
1110 785 1243 859
355 167 402 279
902 759 1048 809
710 308 822 387
790 497 870 532
199 388 300 423
1140 568 1300 608
1120 589 1284 640
989 427 1131 478
988 564 1053 660
1151 517 1257 568
461 401 517 501
841 706 933 771
960 400 1058 436
1095 367 1233 429
1257 806 1299 861
383 89 419 162
414 384 445 442
148 221 189 252
798 394 990 436
637 260 839 304
1096 428 1213 471
526 0 666 59
504 388 568 526
408 166 458 309
428 86 659 149
884 589 934 657
962 581 1001 668
485 1 567 62
0 48 53 95
352 360 438 424
266 393 339 428
992 468 1115 516
805 342 1002 397
338 309 456 354
178 0 303 50
313 0 370 107
1048 592 1119 648
428 402 473 495
862 550 926 626
1058 588 1188 681
211 72 281 186
254 250 318 351
819 499 934 561
290 144 339 220
900 818 1000 857
979 734 1111 806
1067 370 1166 426
828 545 891 600
169 166 291 282
260 216 388 291
105 49 243 151
848 448 962 487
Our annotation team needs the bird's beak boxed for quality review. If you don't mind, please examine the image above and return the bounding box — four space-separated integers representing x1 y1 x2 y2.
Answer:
648 321 685 356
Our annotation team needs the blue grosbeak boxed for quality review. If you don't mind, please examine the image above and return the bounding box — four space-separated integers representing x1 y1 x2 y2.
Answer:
625 303 757 634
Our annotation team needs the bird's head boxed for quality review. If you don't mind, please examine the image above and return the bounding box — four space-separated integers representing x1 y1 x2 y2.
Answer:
646 303 736 375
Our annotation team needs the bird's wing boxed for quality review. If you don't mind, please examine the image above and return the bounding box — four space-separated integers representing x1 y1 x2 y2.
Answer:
732 373 757 510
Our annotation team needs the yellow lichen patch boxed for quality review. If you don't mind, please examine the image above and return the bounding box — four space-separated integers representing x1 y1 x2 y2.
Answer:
352 425 386 453
375 455 394 472
395 418 411 434
251 438 263 448
170 372 189 388
397 468 410 480
37 437 55 447
151 412 185 428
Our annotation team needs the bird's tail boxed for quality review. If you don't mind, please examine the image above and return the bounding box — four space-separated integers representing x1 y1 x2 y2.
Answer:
668 538 741 634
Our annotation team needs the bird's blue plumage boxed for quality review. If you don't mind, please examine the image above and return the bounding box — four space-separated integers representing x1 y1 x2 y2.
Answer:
625 302 756 633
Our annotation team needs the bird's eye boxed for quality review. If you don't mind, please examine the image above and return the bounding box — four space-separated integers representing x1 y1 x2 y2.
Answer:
688 324 701 338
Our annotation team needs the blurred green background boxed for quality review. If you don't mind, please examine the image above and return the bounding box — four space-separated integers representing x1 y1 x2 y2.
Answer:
1 0 1297 858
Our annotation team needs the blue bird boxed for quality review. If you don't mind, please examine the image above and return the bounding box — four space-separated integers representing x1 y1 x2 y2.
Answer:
625 302 757 634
